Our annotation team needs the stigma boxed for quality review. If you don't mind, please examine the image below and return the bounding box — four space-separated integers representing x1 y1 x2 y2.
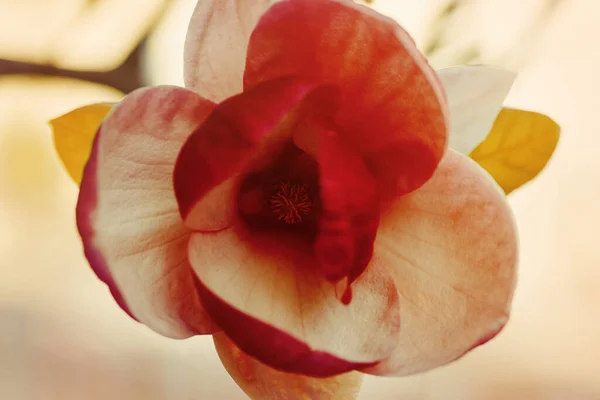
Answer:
270 181 312 224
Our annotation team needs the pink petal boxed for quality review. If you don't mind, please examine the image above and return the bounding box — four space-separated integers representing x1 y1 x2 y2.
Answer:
188 227 400 377
77 86 217 338
214 332 364 399
183 0 280 101
245 0 448 199
173 77 339 231
361 150 517 376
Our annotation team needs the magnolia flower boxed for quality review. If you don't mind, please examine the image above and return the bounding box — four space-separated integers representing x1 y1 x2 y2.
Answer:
51 0 559 398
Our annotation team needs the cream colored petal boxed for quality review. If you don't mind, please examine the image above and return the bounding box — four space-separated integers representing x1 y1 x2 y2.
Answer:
214 332 363 400
363 150 517 376
183 0 280 101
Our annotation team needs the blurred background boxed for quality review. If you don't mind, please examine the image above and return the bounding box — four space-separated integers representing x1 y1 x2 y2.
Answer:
0 0 598 399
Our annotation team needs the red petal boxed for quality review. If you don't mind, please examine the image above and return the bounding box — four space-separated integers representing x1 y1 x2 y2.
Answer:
361 150 517 376
310 125 380 296
173 77 339 231
188 228 400 377
245 0 448 199
77 86 217 338
213 332 364 399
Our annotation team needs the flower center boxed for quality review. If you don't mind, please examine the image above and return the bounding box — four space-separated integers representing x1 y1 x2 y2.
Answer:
269 181 312 224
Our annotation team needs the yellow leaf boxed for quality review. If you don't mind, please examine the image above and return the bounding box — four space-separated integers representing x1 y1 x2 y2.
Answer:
50 103 114 184
469 108 560 194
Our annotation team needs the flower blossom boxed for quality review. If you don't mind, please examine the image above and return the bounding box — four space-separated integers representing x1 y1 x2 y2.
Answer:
51 0 559 398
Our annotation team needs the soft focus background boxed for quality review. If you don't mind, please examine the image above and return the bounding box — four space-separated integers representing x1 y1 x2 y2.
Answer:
0 0 598 399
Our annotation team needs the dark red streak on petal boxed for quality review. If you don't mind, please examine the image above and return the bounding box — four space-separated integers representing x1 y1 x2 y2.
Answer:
76 127 137 321
194 276 378 377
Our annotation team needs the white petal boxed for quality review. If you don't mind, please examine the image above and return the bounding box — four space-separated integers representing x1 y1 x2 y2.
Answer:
437 65 516 154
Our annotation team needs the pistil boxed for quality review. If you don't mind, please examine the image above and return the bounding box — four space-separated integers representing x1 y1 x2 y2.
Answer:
270 181 312 224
